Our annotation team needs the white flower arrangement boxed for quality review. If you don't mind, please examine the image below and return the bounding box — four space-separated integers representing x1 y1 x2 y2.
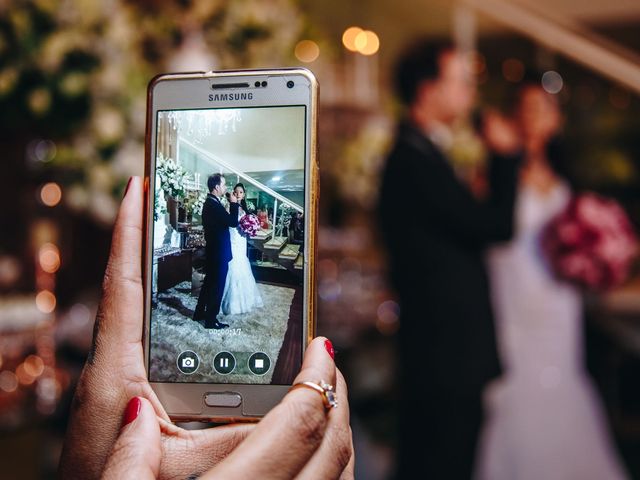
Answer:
3 0 311 225
154 187 167 222
156 153 188 201
183 189 207 218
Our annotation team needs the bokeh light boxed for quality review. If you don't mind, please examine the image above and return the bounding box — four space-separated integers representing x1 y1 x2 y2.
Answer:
354 30 380 56
35 290 56 313
342 26 363 52
70 303 92 326
0 371 18 393
40 182 62 207
542 70 563 94
39 243 61 273
502 58 525 83
468 51 486 76
0 255 21 287
16 363 36 386
23 355 45 377
294 40 320 63
376 300 400 335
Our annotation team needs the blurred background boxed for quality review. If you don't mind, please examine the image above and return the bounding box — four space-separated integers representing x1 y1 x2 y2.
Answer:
1 0 639 478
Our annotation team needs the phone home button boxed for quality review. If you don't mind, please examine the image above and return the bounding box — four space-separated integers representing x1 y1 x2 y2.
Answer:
204 392 242 408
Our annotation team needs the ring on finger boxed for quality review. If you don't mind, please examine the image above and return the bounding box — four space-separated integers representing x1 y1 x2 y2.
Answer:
289 380 338 410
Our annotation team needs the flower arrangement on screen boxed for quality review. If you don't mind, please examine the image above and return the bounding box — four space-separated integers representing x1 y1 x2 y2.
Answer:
542 193 638 291
238 214 261 237
183 189 207 218
156 154 188 201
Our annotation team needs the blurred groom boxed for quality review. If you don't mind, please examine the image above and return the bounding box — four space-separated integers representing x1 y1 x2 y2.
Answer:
193 173 238 329
379 40 521 479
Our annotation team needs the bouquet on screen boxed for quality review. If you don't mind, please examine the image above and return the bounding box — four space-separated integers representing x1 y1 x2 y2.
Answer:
238 214 261 237
542 192 637 291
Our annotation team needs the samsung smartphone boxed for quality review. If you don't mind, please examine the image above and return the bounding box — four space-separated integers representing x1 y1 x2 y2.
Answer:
142 69 318 422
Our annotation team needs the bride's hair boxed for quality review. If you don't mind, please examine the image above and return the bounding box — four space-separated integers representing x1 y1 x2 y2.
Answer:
512 79 572 185
233 183 250 212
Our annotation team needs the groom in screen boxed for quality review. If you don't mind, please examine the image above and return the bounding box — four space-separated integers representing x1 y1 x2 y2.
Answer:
193 173 239 329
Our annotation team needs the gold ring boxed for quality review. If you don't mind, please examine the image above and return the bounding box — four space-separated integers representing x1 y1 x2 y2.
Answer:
289 380 338 410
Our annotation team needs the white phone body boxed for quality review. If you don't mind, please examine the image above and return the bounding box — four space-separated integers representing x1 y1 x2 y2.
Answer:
143 68 318 422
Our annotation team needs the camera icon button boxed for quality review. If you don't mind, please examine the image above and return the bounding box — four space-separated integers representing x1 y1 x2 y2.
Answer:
176 350 200 375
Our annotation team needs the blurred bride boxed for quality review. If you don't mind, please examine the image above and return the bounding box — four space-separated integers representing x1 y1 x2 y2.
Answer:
220 182 263 315
475 83 627 479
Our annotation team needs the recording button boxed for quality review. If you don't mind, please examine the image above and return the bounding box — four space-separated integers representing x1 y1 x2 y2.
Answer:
248 352 271 376
213 351 236 375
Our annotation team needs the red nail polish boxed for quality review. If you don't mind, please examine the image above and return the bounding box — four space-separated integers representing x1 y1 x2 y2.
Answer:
324 339 335 360
123 177 132 198
122 397 141 427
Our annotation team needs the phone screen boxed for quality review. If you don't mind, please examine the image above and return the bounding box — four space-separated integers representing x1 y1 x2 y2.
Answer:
148 105 306 386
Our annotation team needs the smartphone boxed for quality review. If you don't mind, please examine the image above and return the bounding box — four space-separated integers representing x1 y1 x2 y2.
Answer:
142 68 318 422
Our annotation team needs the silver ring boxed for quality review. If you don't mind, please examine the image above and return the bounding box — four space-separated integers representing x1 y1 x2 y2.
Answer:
289 380 338 410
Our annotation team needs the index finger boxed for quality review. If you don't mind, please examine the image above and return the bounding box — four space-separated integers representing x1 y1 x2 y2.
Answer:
92 176 145 354
201 336 336 479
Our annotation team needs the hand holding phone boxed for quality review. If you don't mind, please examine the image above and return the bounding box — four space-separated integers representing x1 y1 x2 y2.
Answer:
60 179 352 479
102 339 353 480
143 69 318 421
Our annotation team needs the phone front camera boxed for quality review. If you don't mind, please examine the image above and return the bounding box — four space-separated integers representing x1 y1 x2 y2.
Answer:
287 80 294 89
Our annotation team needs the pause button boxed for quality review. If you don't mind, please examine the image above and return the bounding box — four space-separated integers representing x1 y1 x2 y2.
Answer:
213 351 236 375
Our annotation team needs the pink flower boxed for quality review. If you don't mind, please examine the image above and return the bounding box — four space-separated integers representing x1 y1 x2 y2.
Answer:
542 193 638 291
238 214 261 237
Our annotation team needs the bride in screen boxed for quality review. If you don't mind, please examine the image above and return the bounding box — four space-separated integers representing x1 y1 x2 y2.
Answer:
220 182 264 315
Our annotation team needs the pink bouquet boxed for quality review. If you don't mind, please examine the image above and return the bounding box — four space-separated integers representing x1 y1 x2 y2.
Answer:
238 213 261 237
542 193 637 291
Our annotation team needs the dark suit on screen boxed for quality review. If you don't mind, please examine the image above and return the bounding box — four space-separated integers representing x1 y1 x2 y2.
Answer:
194 194 239 328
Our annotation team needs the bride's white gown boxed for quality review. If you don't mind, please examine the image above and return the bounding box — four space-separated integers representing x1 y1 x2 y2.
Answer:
220 210 263 315
475 183 627 480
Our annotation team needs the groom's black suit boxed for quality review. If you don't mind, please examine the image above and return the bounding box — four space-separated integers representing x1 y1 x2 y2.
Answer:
194 194 239 328
379 123 520 479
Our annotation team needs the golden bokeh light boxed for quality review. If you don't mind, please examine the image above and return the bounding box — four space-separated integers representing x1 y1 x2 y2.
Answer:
342 26 363 52
294 40 320 63
36 290 56 313
24 355 45 377
16 363 36 386
40 182 62 207
354 30 380 56
39 243 61 273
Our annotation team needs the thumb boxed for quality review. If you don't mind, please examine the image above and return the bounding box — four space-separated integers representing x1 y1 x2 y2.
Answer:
101 397 161 480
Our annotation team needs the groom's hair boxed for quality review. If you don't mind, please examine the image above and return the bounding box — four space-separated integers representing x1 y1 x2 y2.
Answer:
395 38 454 106
207 173 224 192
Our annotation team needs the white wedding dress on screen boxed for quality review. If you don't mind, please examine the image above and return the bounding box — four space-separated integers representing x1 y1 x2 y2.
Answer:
475 182 627 480
220 208 263 315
